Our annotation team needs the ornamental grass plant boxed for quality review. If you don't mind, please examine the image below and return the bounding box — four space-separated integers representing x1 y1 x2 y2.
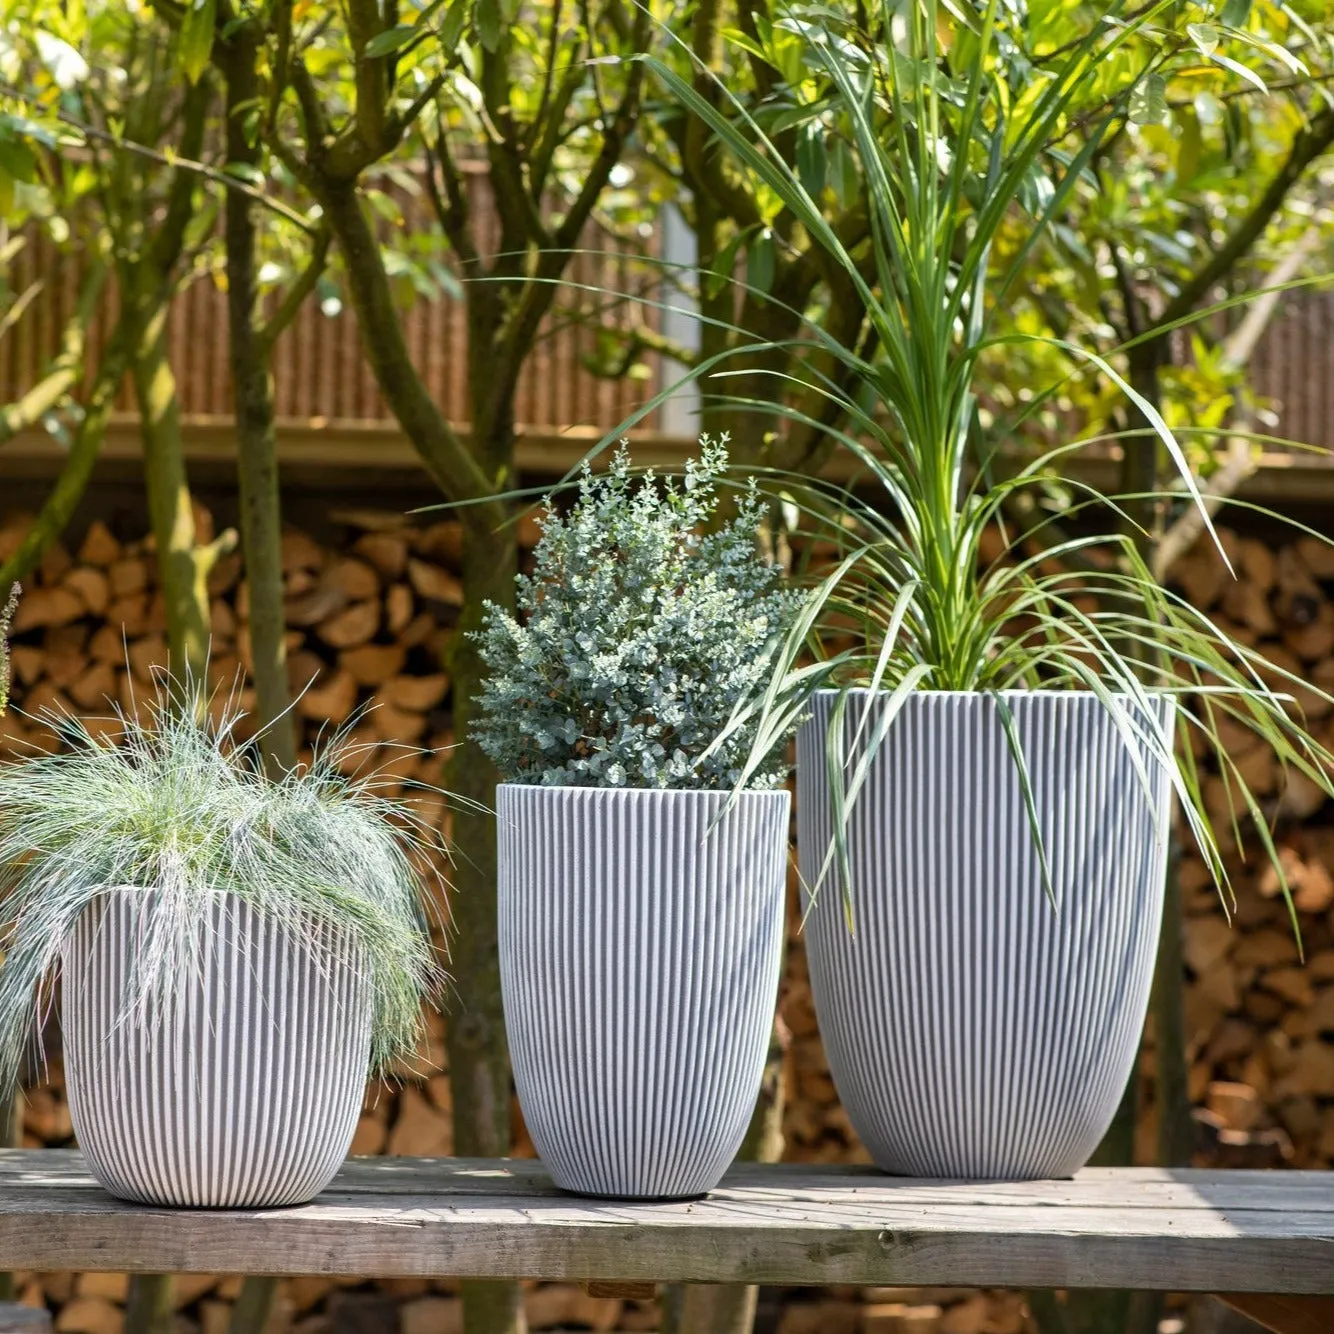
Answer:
472 436 804 790
0 685 448 1079
0 585 16 718
647 1 1334 919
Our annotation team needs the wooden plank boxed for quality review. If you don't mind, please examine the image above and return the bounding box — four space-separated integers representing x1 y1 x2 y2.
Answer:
7 1154 1332 1211
0 1153 1328 1292
5 424 1334 503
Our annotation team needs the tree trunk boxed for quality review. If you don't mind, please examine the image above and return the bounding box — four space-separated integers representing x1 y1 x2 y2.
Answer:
664 990 789 1334
1154 843 1193 1166
445 507 525 1334
1033 316 1166 1334
320 168 523 1334
0 328 128 596
221 25 296 776
124 1276 174 1334
130 291 212 689
228 1276 278 1334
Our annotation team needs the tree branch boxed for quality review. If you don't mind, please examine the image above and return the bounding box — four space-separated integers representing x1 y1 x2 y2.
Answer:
257 226 332 351
488 2 651 403
0 324 129 596
318 180 504 522
680 0 762 231
1160 105 1334 328
424 132 481 268
1151 229 1323 579
0 261 109 446
346 0 389 156
148 74 212 275
526 0 567 157
528 50 585 197
0 82 316 233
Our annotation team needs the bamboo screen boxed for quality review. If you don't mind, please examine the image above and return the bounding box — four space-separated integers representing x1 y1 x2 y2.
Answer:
3 171 1330 452
0 168 664 436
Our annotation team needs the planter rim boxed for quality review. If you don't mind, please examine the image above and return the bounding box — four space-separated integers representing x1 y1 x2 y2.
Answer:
497 780 788 798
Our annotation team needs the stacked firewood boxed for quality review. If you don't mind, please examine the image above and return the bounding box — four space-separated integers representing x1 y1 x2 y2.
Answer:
1 510 1331 1334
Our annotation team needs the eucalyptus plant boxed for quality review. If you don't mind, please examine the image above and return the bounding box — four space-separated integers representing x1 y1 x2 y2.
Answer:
0 688 449 1080
646 1 1334 919
472 437 803 790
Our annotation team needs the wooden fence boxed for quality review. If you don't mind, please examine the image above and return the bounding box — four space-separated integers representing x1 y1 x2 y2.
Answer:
0 168 663 439
4 176 1334 461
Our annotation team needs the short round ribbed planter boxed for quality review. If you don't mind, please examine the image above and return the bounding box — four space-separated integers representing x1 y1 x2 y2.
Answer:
797 690 1172 1179
498 785 789 1199
62 890 372 1208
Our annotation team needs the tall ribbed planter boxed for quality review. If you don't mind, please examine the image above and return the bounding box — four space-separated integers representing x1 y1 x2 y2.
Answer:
498 785 789 1198
62 890 372 1208
797 690 1172 1179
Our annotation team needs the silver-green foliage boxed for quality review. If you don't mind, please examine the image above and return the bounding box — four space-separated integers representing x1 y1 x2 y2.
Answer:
0 693 447 1080
473 438 802 789
0 584 17 717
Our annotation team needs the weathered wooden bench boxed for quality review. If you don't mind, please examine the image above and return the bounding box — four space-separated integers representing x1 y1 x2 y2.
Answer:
0 1152 1329 1332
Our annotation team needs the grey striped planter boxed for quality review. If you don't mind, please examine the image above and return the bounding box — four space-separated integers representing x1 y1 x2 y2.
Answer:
797 690 1172 1179
62 890 372 1208
498 784 789 1199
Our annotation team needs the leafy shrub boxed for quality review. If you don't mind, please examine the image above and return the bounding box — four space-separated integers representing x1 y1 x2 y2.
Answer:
0 689 447 1078
473 437 802 789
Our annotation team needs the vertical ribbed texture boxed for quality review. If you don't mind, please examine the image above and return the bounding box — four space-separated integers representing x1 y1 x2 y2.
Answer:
498 785 789 1199
62 890 372 1208
797 691 1172 1180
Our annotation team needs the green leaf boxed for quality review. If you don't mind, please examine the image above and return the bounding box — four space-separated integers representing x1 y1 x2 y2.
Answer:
179 0 216 84
721 26 771 64
1129 72 1167 125
440 0 468 50
747 229 774 294
221 161 265 186
475 0 502 52
1176 107 1201 183
796 122 826 198
1208 50 1267 92
990 693 1057 912
0 138 36 185
704 228 746 300
829 137 859 210
364 25 416 58
1186 22 1218 56
1220 0 1252 25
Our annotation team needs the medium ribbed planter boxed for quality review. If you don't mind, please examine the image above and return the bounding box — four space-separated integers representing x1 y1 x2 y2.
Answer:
498 784 789 1198
797 690 1172 1179
62 890 372 1208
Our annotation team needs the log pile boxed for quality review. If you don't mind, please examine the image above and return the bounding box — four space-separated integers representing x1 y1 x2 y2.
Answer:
0 512 1331 1334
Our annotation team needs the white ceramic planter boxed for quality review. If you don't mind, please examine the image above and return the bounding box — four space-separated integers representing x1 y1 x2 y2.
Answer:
797 690 1172 1179
498 784 789 1198
62 890 372 1208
